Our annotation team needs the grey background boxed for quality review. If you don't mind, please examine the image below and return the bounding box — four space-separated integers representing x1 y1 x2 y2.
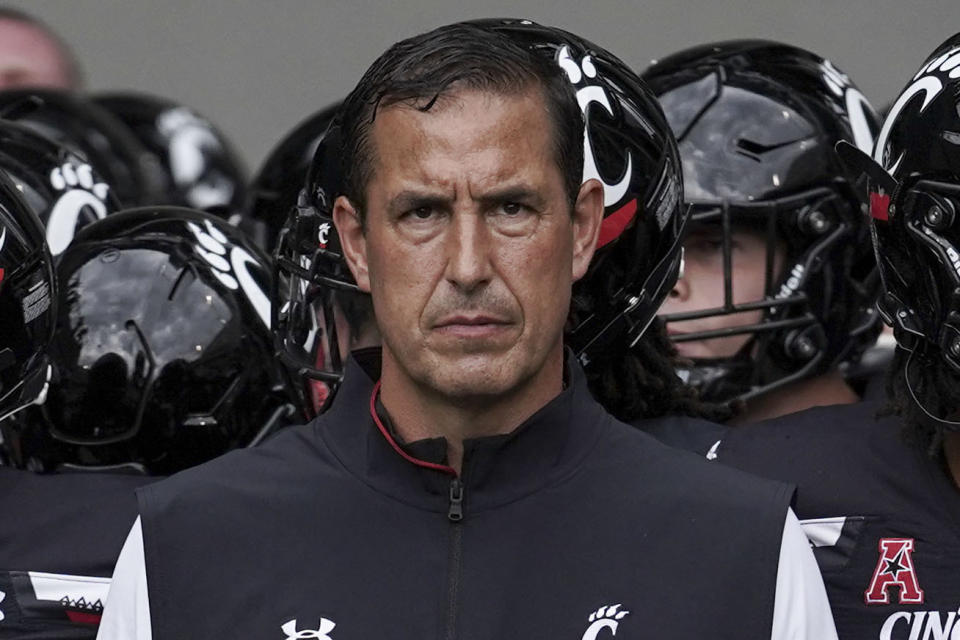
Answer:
8 0 958 171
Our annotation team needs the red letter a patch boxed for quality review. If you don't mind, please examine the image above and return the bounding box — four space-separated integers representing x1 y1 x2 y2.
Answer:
864 538 924 605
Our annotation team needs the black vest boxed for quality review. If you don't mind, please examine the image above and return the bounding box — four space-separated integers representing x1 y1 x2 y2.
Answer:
0 468 149 639
138 352 793 639
714 402 960 640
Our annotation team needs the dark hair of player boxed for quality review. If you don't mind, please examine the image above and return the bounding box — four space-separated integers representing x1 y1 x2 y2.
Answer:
337 22 584 217
0 7 83 88
884 342 957 456
585 317 734 423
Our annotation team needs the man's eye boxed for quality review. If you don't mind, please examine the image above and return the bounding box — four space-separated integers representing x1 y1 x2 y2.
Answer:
501 202 523 216
411 206 433 219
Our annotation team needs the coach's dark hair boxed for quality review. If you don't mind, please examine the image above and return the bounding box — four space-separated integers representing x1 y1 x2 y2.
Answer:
0 7 83 88
337 22 584 218
585 318 734 423
883 345 959 456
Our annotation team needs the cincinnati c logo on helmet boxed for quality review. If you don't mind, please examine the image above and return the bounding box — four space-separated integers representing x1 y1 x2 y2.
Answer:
556 45 638 248
820 59 875 154
318 222 331 249
186 218 272 329
875 45 960 177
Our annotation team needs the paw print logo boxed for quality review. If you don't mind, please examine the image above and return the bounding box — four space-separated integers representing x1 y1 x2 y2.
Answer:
557 45 632 209
186 218 272 328
46 162 111 255
581 604 630 640
821 59 874 154
158 107 233 209
876 45 960 175
281 618 336 639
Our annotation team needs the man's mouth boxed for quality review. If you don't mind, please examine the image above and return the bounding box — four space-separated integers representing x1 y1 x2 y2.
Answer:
432 313 513 338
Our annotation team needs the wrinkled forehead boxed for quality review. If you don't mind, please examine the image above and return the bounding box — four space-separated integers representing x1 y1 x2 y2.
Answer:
367 88 558 187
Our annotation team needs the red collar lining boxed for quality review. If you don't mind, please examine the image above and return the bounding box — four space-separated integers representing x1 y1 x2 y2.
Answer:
368 380 457 477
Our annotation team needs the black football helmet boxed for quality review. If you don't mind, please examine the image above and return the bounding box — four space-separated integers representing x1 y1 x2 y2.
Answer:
245 103 340 253
645 40 882 403
272 111 364 415
481 19 687 368
4 207 302 474
0 119 123 255
839 33 960 427
0 89 154 207
0 169 55 430
273 19 688 404
93 91 247 215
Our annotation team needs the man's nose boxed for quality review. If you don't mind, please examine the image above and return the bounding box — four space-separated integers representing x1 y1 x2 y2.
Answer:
445 212 492 292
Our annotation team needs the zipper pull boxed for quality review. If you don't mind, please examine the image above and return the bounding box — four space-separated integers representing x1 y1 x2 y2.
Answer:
448 478 464 522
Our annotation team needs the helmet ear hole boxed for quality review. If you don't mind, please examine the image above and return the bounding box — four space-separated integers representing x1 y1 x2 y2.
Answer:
918 193 955 231
783 326 825 362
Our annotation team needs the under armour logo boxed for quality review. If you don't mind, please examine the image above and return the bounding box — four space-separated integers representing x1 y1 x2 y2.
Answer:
281 618 336 639
557 45 633 209
581 604 629 639
875 45 960 176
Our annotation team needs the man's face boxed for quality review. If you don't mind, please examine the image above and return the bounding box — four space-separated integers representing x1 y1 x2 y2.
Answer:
335 88 601 400
0 18 73 90
660 223 783 360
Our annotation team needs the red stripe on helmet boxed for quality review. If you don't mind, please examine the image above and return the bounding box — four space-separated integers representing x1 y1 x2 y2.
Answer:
870 192 891 221
597 198 638 249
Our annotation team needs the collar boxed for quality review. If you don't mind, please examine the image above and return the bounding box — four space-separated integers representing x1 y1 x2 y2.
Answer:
315 347 609 514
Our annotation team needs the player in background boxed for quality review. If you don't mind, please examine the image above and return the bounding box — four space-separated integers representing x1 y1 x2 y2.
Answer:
708 33 960 640
0 168 150 640
644 41 883 428
0 8 81 91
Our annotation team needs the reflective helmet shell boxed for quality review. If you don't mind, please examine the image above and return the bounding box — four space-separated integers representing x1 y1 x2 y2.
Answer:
645 40 882 403
9 207 300 474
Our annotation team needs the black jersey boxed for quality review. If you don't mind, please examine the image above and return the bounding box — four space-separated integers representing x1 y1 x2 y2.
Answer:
0 468 149 640
129 351 796 640
713 401 960 640
632 413 725 456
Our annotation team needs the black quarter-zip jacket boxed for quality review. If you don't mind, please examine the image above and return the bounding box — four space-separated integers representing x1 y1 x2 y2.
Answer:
137 350 794 639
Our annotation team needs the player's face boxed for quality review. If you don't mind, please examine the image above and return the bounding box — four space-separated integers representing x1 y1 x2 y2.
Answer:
0 19 73 90
335 88 602 401
660 223 783 359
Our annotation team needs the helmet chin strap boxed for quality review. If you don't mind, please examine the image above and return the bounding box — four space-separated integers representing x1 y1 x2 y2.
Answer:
904 348 960 429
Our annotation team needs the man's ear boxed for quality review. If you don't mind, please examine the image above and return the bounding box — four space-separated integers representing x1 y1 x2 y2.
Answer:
332 196 371 292
571 178 604 282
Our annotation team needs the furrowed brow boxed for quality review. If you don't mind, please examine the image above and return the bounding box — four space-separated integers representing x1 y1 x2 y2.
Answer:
386 190 452 216
475 185 545 209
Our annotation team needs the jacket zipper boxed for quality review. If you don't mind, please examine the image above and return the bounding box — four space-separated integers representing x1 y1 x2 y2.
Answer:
444 477 464 640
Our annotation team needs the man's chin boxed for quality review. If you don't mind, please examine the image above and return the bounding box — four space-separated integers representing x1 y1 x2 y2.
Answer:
420 354 523 399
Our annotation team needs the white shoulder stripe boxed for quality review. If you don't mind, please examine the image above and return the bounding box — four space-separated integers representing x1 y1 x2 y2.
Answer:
27 571 111 604
799 517 848 548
